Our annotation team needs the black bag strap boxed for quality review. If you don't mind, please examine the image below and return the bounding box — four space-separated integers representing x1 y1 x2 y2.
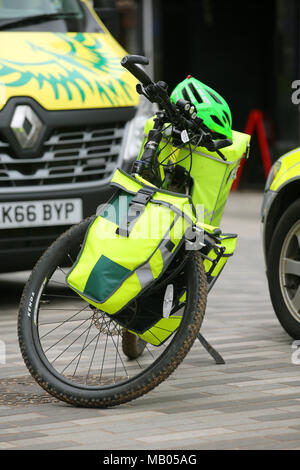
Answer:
117 186 157 237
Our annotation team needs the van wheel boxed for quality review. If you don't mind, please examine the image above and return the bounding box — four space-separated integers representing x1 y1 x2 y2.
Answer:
268 199 300 339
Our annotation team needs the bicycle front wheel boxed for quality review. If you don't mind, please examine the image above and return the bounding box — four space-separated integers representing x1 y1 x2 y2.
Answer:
18 218 207 408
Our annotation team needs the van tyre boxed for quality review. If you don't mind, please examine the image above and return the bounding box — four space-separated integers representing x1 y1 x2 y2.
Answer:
268 199 300 339
18 218 207 408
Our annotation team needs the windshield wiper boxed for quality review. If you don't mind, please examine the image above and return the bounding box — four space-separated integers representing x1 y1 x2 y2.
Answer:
0 13 79 31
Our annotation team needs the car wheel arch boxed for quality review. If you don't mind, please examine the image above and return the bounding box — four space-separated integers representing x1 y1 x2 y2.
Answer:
264 179 300 261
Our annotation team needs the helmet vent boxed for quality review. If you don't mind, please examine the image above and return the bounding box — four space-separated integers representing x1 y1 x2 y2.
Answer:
207 90 222 105
224 111 231 124
211 115 223 126
188 83 203 104
182 87 190 101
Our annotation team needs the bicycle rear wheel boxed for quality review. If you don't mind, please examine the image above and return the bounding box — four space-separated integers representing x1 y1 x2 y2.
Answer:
122 330 147 360
18 218 207 408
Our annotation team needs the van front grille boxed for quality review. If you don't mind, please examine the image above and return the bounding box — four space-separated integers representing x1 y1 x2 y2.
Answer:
0 122 125 190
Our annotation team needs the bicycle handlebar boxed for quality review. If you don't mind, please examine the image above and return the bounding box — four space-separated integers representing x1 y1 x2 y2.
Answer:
121 55 153 87
121 55 232 158
121 55 175 115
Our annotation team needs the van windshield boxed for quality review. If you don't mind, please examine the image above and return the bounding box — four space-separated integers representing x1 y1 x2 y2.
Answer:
0 0 103 32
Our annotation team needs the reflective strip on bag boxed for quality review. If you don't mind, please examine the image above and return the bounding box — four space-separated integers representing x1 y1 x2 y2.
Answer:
136 262 154 289
129 316 182 346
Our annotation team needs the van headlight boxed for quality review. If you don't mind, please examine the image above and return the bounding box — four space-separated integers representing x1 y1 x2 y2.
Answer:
265 160 282 191
122 96 158 161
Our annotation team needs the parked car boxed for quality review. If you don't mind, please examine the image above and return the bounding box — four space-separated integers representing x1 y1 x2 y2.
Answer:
0 0 153 272
262 148 300 339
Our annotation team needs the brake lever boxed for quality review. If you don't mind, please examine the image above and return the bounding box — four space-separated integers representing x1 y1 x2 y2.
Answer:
214 139 233 161
205 140 227 161
136 83 155 103
216 149 227 161
204 137 232 161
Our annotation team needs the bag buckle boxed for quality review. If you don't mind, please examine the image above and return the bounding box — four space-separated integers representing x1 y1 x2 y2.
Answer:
117 186 156 238
130 187 156 208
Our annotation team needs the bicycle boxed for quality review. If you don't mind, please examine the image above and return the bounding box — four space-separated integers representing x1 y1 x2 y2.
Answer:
18 55 250 407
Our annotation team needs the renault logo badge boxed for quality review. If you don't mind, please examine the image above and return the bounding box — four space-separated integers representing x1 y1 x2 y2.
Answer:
10 105 43 149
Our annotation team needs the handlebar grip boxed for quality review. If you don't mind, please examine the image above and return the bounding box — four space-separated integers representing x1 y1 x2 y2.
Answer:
122 55 149 66
121 55 153 86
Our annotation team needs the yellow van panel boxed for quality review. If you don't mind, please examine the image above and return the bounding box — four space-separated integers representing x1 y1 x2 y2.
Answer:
0 31 139 110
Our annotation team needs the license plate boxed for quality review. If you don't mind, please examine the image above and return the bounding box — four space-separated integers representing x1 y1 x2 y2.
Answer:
0 199 83 229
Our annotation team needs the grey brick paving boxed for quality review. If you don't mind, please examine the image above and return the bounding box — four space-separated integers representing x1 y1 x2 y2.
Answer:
1 191 300 450
0 431 47 442
14 441 79 450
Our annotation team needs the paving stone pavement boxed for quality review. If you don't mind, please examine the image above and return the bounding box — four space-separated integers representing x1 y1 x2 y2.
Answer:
1 191 300 450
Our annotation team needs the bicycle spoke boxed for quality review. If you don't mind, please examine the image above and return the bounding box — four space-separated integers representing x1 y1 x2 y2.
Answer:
59 330 101 375
73 315 95 379
144 343 156 357
47 279 69 287
49 318 96 362
40 305 90 338
67 253 74 264
113 326 121 382
99 323 110 383
42 293 80 299
57 266 68 276
101 316 129 380
42 311 93 348
85 329 101 385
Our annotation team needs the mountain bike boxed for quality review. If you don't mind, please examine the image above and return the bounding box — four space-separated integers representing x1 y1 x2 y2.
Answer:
18 56 250 408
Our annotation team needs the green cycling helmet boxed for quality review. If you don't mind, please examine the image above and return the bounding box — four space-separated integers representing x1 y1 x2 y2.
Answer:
170 76 232 140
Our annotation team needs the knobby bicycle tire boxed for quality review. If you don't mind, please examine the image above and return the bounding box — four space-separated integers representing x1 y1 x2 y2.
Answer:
18 217 207 408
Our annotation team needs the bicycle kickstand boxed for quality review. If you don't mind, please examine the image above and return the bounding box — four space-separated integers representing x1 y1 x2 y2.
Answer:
197 333 225 365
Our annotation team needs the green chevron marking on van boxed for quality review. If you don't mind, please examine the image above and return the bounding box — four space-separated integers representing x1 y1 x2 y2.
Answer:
0 33 132 105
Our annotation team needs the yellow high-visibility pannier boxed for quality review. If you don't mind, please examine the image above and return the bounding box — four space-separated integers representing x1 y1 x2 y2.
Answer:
66 169 198 324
